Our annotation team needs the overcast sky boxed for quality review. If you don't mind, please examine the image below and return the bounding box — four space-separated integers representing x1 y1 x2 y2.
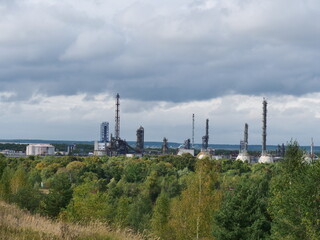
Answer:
0 0 319 145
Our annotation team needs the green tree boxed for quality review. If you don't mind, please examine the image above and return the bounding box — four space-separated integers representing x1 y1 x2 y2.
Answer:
11 186 43 213
167 158 221 240
115 196 131 227
127 192 153 232
64 178 110 222
151 191 171 239
269 141 320 240
213 175 271 240
10 167 28 194
0 167 14 201
41 173 72 218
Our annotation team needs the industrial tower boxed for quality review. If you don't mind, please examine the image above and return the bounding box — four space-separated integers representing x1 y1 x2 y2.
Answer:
100 122 109 142
236 123 250 162
202 119 209 151
258 98 273 163
115 93 120 139
162 137 169 154
136 126 144 153
192 114 195 149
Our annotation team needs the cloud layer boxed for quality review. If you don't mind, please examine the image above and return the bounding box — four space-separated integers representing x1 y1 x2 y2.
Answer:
0 0 319 144
0 0 319 102
1 92 320 145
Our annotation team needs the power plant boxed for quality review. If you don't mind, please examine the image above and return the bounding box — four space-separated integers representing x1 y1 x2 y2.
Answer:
236 123 250 162
258 98 274 163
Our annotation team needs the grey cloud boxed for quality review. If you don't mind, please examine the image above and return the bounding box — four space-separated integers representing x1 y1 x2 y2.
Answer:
0 0 319 103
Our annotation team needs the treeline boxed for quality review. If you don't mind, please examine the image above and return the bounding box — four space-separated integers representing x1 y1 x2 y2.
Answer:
0 143 94 155
0 143 27 152
0 141 319 239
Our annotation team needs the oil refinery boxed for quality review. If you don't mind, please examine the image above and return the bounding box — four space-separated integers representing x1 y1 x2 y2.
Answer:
90 93 319 164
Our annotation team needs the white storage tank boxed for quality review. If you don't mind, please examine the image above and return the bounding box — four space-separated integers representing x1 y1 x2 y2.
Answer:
26 144 55 156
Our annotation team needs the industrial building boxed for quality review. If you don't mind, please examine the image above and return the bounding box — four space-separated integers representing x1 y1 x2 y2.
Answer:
236 123 251 162
100 122 109 142
94 93 143 156
177 138 195 156
136 126 144 153
197 119 214 159
26 144 55 156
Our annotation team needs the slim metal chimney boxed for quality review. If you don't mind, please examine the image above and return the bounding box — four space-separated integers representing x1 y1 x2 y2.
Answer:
244 123 248 152
206 118 209 139
115 93 120 139
262 98 267 156
192 114 195 148
311 138 314 161
202 119 209 150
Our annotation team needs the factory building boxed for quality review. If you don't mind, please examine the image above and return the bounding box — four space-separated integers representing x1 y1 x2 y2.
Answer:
26 144 55 156
178 138 195 156
94 141 108 156
100 122 109 142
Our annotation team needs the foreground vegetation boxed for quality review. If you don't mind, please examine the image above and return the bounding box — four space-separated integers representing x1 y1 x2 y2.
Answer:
0 201 151 240
0 141 319 239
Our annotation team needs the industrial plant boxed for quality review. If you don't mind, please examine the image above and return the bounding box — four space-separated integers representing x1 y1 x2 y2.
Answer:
94 93 143 156
236 123 250 162
90 93 320 164
197 118 215 159
177 114 195 156
258 98 274 163
2 90 318 162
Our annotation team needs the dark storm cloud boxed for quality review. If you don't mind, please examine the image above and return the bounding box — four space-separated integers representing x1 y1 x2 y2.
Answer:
0 0 319 102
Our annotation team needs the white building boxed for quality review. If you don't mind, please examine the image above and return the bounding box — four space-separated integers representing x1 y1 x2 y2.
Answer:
26 144 55 156
94 141 107 156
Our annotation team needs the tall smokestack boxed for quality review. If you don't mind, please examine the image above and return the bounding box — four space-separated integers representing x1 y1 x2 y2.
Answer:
244 123 248 152
202 119 209 151
115 93 120 139
262 98 267 155
192 114 195 148
136 126 144 153
311 138 314 161
206 118 209 138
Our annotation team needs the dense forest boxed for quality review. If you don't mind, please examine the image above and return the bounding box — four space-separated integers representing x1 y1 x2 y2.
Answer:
0 141 319 240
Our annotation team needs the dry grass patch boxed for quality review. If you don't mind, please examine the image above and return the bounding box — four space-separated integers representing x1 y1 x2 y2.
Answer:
0 201 156 240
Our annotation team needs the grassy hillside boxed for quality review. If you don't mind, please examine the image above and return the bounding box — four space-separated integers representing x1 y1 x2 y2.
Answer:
0 201 151 240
